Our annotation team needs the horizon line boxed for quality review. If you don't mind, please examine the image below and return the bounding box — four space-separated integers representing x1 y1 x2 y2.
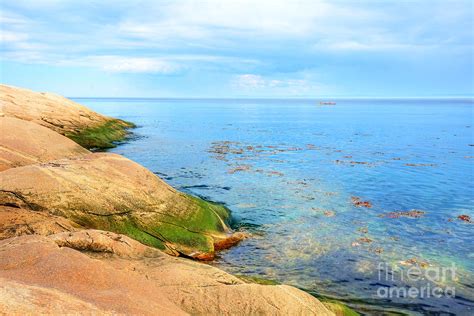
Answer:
70 96 474 100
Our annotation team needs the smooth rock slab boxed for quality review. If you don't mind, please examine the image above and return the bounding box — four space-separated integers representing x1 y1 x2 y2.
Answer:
0 116 89 171
1 84 110 135
0 152 238 258
0 231 333 315
0 84 133 149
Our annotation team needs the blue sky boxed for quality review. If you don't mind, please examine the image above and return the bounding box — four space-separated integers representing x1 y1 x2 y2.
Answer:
1 0 473 97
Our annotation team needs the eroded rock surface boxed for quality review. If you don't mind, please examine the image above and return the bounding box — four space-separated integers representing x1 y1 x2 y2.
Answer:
0 116 89 171
0 231 333 315
0 206 80 240
0 153 240 259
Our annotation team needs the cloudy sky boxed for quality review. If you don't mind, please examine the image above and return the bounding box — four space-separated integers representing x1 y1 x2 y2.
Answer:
1 0 472 97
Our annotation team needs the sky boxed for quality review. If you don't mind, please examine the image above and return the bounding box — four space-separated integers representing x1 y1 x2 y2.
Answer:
0 0 473 98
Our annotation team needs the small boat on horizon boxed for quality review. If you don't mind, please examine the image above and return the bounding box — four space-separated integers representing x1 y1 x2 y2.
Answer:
319 101 336 105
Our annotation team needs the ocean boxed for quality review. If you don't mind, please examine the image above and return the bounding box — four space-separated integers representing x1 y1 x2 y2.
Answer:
76 97 474 315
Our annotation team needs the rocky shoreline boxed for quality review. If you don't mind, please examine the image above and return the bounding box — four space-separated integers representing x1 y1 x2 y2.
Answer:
0 84 346 314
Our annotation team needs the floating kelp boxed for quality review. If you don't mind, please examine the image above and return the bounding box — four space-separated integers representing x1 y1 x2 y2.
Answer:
405 163 437 167
324 210 336 217
351 196 372 208
457 214 473 223
335 160 378 167
380 209 426 219
357 237 373 244
399 258 430 268
227 164 252 174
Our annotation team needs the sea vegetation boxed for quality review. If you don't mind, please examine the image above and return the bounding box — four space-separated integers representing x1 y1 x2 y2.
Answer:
67 119 135 149
65 193 233 258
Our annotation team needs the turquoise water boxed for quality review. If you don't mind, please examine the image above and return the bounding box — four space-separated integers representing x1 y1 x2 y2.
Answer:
78 98 473 315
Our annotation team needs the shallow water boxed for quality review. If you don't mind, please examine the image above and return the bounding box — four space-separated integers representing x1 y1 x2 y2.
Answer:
78 98 474 315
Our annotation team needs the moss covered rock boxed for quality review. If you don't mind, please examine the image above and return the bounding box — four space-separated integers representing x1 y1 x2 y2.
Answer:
0 153 239 258
0 84 133 149
321 300 359 316
66 119 135 149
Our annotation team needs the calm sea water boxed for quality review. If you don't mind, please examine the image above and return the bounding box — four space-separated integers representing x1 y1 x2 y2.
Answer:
77 98 473 315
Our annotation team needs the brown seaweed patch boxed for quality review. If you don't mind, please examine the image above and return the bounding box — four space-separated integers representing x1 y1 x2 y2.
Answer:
351 196 372 208
405 163 437 167
335 160 377 167
227 165 252 174
357 237 373 244
399 258 430 268
214 232 248 251
457 214 473 223
357 227 368 234
380 209 425 219
323 210 336 217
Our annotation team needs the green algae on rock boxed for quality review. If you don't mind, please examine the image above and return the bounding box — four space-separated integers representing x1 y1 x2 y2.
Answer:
66 118 135 149
0 84 134 150
0 152 241 259
321 300 359 316
235 275 280 285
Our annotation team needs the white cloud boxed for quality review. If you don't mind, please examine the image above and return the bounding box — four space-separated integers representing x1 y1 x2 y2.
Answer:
116 0 382 44
232 74 328 96
1 0 471 76
53 56 181 74
233 74 267 89
95 56 179 74
0 30 29 43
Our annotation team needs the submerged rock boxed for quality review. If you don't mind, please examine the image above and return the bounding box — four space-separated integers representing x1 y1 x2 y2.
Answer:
0 116 89 171
0 84 134 149
0 153 240 259
0 231 334 315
